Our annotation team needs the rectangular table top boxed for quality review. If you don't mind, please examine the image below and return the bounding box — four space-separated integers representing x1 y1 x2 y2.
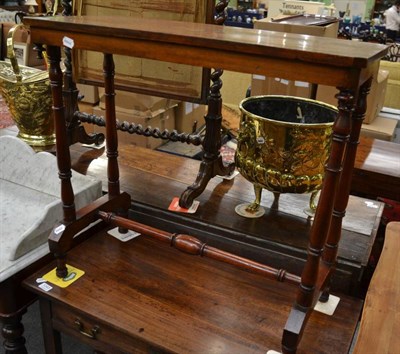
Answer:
69 142 383 271
23 228 363 354
24 15 388 87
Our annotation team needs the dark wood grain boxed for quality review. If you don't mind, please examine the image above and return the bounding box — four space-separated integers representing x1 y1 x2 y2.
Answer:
22 15 387 353
69 142 382 296
24 229 362 354
24 16 386 88
0 221 104 354
353 222 400 354
97 210 301 285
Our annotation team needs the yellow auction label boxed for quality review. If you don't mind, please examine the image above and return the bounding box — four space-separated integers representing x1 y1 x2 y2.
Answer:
42 264 85 288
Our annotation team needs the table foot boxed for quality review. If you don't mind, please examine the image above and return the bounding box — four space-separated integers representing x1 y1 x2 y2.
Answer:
179 157 234 208
1 312 27 354
69 125 105 146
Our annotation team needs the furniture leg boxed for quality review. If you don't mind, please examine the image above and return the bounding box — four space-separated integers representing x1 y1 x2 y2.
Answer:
1 310 27 354
179 69 235 208
46 44 77 278
63 48 104 147
282 88 355 353
39 299 62 354
102 53 120 198
46 49 130 279
322 78 373 295
61 0 105 147
24 13 388 353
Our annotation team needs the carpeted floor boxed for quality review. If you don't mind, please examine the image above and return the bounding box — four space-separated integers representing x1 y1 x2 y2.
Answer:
0 95 15 129
16 301 93 354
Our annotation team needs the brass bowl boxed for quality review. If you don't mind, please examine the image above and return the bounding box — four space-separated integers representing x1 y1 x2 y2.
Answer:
235 95 337 217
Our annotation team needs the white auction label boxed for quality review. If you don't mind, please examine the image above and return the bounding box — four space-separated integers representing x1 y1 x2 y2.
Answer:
54 224 65 235
39 283 53 292
63 36 74 49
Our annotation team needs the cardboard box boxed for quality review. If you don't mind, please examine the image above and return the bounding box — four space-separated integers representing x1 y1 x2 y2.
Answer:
175 102 206 133
75 0 208 101
360 116 398 141
91 103 176 150
254 17 339 38
367 69 388 124
77 84 99 105
251 75 312 97
266 0 327 21
379 60 400 110
252 16 337 99
98 88 177 118
316 69 389 124
220 71 252 107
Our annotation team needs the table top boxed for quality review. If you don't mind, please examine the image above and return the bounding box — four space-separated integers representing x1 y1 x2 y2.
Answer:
69 142 383 269
24 15 388 87
353 136 400 201
271 14 339 26
23 228 363 354
355 136 400 178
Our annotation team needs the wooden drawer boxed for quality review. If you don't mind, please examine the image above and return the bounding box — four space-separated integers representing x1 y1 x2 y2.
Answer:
51 302 168 354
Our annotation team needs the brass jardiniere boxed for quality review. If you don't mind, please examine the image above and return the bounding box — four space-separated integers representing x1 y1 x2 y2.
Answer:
235 95 337 218
0 24 55 148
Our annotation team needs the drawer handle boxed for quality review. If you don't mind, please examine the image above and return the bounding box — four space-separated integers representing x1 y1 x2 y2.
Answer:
74 318 100 339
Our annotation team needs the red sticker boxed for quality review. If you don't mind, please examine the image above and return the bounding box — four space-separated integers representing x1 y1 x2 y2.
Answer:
168 197 200 214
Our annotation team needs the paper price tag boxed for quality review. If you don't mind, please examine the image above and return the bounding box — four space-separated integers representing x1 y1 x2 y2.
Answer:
63 36 74 49
54 224 65 235
108 227 141 242
39 283 53 292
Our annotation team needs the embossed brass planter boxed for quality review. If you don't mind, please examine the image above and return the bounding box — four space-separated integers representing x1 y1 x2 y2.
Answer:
0 24 55 148
235 95 337 217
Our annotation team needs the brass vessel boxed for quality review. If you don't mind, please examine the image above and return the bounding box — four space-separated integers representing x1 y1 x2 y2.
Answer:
0 24 55 149
235 95 337 217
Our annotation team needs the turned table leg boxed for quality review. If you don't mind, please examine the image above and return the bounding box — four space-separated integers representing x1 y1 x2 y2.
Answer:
47 44 77 278
61 0 105 147
282 88 356 353
321 78 373 299
179 69 235 208
39 299 62 354
1 311 27 354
